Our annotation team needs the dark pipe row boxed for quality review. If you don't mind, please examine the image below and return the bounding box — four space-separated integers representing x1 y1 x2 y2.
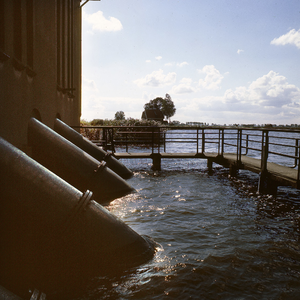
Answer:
28 118 133 205
54 118 133 180
0 119 156 299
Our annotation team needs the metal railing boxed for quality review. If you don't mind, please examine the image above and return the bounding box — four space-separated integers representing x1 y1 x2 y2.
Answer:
78 125 300 181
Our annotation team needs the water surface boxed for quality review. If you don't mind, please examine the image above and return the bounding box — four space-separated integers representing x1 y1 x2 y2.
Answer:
76 155 300 300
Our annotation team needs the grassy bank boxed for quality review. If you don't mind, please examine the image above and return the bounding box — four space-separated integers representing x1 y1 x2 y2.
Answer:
80 118 164 143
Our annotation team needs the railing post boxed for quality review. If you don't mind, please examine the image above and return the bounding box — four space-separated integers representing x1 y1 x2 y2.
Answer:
218 129 221 155
157 127 160 153
103 128 107 148
236 130 239 164
294 139 299 168
245 134 249 155
126 132 128 152
196 129 199 154
164 132 166 152
221 129 224 156
238 129 242 165
297 141 300 188
111 128 115 153
234 129 242 170
202 129 205 154
258 130 277 195
261 130 269 172
152 127 154 154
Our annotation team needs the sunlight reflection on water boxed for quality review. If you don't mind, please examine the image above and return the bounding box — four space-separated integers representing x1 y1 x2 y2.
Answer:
74 163 300 300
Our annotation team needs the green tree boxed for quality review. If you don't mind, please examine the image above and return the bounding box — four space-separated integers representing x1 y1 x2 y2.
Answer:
162 94 176 121
90 119 104 125
115 111 125 120
143 94 176 122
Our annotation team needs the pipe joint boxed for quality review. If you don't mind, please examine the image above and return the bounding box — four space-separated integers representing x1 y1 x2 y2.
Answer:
94 161 106 173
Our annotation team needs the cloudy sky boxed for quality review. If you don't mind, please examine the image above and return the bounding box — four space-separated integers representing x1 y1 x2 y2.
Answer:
81 0 300 125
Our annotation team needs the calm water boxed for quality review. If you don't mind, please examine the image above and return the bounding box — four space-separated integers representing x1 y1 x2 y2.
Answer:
74 130 300 300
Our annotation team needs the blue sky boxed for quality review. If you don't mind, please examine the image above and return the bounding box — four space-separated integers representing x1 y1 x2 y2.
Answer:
81 0 300 125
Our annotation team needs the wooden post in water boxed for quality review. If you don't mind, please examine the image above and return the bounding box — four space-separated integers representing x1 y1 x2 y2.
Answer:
207 158 213 174
151 153 161 171
229 163 238 177
258 134 268 194
258 132 277 195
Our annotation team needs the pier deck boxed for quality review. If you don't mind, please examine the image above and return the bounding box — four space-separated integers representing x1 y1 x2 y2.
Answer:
219 153 298 188
77 125 300 194
114 152 210 159
114 152 299 190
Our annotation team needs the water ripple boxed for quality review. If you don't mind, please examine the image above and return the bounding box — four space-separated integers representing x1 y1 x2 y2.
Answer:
74 163 300 300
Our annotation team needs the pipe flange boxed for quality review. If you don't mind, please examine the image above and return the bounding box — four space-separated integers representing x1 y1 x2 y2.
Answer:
30 289 46 300
63 190 93 233
103 152 112 162
94 161 106 173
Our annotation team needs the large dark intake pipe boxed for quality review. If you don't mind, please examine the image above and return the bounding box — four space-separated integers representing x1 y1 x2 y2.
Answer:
0 285 23 300
54 118 133 179
0 137 156 298
28 118 134 204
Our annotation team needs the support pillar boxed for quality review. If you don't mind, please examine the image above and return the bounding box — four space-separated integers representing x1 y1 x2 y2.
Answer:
258 139 277 195
258 171 277 196
151 154 161 171
207 159 213 175
229 163 239 177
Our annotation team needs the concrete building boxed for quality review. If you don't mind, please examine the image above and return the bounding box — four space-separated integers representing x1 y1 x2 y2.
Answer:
0 0 82 152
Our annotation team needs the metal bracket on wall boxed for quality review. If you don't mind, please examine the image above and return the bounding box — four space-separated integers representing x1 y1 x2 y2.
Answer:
80 0 101 8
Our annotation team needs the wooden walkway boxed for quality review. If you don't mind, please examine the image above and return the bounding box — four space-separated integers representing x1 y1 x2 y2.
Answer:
114 152 299 191
114 152 211 159
219 153 299 189
77 125 300 194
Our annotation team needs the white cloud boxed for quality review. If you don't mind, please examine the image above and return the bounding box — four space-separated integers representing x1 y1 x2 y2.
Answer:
177 61 189 67
81 94 105 121
223 71 300 109
198 65 224 90
224 87 247 104
146 60 151 63
171 78 196 94
174 71 300 124
134 69 177 87
83 10 123 32
164 61 188 67
271 29 300 49
155 56 163 61
82 77 98 92
81 96 145 121
237 49 244 54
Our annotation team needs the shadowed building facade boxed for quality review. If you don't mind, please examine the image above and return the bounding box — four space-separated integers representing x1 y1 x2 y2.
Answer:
0 0 82 152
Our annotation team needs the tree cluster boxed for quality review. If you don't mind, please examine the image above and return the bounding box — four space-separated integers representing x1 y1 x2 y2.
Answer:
114 111 125 120
144 94 176 121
